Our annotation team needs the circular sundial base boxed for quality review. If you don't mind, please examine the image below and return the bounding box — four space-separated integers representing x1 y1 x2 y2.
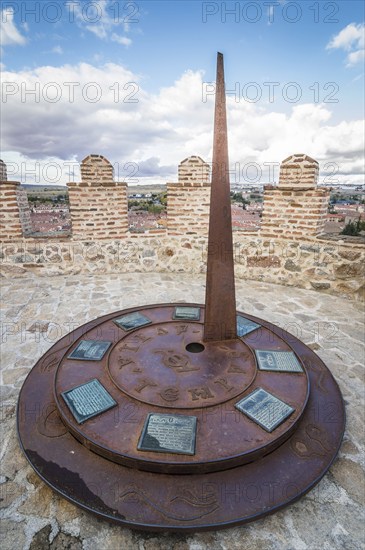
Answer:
17 303 345 532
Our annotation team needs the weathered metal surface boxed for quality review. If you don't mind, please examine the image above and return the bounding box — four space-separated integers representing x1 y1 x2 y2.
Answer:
204 53 237 342
17 305 345 531
52 304 308 474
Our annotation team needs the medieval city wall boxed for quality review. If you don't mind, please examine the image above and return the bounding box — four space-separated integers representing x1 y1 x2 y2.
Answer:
1 155 364 301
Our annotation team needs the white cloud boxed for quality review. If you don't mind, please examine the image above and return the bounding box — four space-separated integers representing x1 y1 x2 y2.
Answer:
1 62 364 186
327 23 365 67
111 34 131 47
52 46 63 55
346 49 365 67
67 0 132 45
0 7 27 46
327 23 364 51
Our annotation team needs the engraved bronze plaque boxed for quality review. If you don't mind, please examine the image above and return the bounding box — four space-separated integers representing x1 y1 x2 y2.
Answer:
138 413 197 455
114 312 152 331
256 350 303 373
173 306 200 320
68 340 112 361
61 379 117 424
235 388 295 432
236 316 261 337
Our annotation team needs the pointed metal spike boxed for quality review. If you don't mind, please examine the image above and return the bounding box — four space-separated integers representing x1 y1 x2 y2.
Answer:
203 53 237 342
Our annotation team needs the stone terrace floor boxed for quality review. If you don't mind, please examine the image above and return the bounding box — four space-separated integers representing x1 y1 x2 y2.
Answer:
1 273 364 550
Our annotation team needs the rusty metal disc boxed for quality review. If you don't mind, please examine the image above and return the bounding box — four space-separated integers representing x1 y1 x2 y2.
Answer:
17 303 345 531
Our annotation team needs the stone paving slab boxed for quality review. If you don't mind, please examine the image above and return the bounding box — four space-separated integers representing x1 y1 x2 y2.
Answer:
1 273 364 550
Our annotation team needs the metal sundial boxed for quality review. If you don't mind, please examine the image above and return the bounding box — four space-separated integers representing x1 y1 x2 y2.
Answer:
17 53 345 531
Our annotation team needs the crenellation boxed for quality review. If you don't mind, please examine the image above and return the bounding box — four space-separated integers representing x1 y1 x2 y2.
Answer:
167 157 211 235
67 154 128 240
0 155 363 299
261 153 330 239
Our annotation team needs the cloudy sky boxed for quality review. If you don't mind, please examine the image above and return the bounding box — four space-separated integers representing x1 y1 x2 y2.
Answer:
0 0 364 186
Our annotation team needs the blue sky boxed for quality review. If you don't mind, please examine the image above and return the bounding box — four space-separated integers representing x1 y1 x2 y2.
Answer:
1 0 364 185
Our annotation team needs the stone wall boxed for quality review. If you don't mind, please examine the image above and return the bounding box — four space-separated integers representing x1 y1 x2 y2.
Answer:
167 184 211 235
67 155 128 240
0 234 364 300
0 181 24 240
1 153 364 300
261 154 330 239
0 159 7 181
16 187 32 236
167 156 211 235
178 155 210 185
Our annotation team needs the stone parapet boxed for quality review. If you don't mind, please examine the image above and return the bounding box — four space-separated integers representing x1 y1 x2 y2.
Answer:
67 154 128 240
178 155 210 186
167 183 211 235
0 181 23 240
16 187 32 235
1 234 364 301
278 153 319 188
0 159 7 181
261 153 330 239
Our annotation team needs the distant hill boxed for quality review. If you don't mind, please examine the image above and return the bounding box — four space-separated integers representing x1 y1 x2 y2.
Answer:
21 184 68 199
127 184 166 196
21 184 167 198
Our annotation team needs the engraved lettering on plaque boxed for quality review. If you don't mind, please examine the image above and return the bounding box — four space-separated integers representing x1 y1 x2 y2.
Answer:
160 387 180 402
119 343 140 353
188 387 215 401
157 327 169 335
175 324 189 335
255 350 303 373
118 357 135 369
236 316 261 337
68 340 112 361
214 378 234 393
154 350 199 373
114 312 152 331
133 334 152 344
138 413 197 455
134 379 158 394
228 364 245 373
61 379 117 424
173 307 200 321
235 388 295 432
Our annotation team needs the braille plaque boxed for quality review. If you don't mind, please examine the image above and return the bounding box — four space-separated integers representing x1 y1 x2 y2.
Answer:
235 388 295 432
173 306 200 320
114 312 152 331
138 413 197 455
236 316 261 337
68 340 112 361
61 379 117 424
256 350 303 373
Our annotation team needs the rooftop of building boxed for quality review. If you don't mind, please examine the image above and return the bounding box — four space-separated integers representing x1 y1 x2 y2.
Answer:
1 271 364 549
